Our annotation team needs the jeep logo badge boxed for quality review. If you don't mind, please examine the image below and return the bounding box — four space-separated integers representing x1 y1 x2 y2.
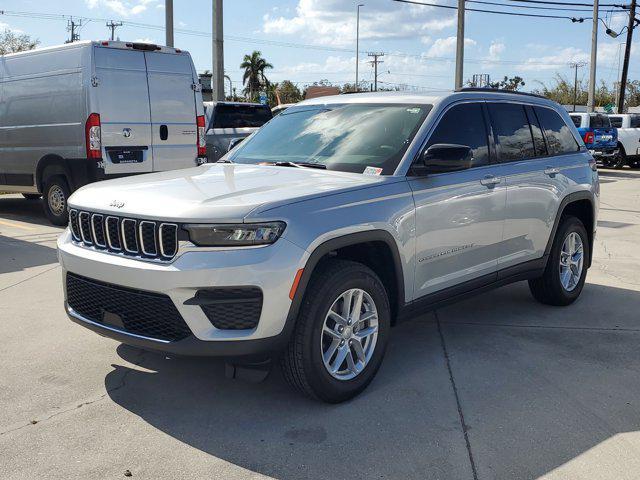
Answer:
110 200 125 209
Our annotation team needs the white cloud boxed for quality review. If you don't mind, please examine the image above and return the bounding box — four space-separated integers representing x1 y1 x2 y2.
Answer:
426 36 476 58
85 0 158 18
263 0 457 47
488 41 505 62
0 21 24 34
519 47 589 71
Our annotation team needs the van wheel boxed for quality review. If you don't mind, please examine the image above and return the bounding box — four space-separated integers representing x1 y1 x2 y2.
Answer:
529 216 589 306
43 176 70 226
281 259 390 403
22 193 41 200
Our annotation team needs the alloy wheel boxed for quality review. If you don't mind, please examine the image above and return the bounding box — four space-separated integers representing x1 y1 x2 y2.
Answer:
559 231 584 292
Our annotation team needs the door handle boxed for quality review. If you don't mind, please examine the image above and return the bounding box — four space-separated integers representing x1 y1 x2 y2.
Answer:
160 125 168 141
480 175 501 187
544 166 560 176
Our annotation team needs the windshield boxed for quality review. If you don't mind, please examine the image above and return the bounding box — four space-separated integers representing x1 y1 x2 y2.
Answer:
211 104 273 129
226 103 431 175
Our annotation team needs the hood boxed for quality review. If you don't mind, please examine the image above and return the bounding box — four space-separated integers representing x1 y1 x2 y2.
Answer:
69 163 389 222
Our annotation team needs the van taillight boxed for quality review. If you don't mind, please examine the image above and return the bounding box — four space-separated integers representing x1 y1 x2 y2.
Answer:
85 113 101 159
196 115 206 157
584 131 595 145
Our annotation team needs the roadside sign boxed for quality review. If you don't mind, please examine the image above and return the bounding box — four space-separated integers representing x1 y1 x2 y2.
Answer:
604 103 615 113
259 91 267 105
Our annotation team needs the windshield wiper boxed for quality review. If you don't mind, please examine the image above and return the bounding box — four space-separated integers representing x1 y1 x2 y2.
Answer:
273 161 326 169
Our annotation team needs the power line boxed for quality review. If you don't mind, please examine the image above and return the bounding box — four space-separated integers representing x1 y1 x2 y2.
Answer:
393 0 589 20
505 0 625 7
468 0 618 12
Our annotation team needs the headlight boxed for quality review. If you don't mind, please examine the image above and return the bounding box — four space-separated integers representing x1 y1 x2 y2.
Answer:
184 222 286 247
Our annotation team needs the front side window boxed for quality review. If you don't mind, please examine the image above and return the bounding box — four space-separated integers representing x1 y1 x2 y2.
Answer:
227 103 431 174
610 116 623 128
424 103 490 167
570 115 582 128
488 103 535 161
535 107 580 155
630 115 640 128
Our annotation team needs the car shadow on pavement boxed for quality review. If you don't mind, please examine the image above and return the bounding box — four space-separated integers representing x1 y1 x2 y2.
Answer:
0 234 59 274
0 195 52 228
105 281 640 480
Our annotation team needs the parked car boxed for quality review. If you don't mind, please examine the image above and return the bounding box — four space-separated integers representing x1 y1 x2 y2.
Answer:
569 113 619 168
0 40 205 225
203 101 272 161
608 114 640 168
59 89 598 402
272 103 295 117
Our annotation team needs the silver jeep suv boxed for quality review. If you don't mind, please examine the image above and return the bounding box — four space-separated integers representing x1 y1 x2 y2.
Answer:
58 89 599 403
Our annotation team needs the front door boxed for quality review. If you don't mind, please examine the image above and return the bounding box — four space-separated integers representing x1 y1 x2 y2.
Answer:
409 101 506 299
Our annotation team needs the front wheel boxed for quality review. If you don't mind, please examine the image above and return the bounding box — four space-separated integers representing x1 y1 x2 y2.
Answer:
42 175 70 226
529 216 589 306
281 259 390 403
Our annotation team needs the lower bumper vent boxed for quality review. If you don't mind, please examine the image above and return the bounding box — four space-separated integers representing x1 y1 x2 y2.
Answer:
185 287 263 330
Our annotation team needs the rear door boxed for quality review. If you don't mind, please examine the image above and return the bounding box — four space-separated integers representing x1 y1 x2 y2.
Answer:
94 47 153 175
145 52 198 171
590 114 615 148
206 104 272 161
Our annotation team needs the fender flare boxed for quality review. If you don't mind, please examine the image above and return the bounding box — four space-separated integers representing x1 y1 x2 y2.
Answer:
36 155 72 192
544 191 596 266
283 230 406 335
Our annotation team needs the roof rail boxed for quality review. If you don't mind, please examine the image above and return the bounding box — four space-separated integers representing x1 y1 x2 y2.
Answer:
456 87 548 100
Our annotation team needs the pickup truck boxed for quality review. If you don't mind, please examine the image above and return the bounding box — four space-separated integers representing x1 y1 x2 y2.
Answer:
569 113 619 168
608 114 640 168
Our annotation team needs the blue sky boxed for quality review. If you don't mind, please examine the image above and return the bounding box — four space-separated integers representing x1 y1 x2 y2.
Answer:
1 0 639 96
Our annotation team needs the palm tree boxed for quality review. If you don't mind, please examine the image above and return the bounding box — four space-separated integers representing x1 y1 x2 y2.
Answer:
240 51 273 101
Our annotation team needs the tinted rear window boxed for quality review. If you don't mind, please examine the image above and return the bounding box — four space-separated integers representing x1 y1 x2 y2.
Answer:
631 115 640 128
570 115 582 128
488 103 535 161
610 116 623 128
212 104 273 128
590 114 611 128
535 107 580 155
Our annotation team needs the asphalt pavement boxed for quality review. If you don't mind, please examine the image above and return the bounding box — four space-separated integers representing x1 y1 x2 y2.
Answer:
2 169 640 480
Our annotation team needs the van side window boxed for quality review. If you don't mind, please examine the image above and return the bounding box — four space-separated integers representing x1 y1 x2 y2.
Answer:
534 107 580 155
425 103 490 167
487 103 535 161
526 106 548 157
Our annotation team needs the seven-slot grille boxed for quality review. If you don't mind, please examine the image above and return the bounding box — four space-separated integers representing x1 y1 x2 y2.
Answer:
69 209 178 261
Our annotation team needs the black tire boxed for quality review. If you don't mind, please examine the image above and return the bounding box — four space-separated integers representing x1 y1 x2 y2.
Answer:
529 216 589 306
281 259 391 403
613 146 627 169
22 193 41 200
42 175 71 226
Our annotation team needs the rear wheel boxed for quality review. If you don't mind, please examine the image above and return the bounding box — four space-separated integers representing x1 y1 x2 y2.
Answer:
281 259 390 403
602 147 626 169
42 175 70 226
22 193 41 200
529 216 589 306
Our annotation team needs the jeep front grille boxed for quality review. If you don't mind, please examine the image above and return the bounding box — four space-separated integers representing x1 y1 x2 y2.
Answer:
69 209 178 262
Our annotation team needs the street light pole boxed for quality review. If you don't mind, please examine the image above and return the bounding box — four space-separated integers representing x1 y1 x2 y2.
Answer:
356 4 364 92
212 0 225 101
569 61 586 112
455 0 465 89
587 0 598 112
165 0 174 47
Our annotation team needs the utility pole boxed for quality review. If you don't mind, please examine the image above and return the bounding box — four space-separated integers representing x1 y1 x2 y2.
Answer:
66 18 82 43
618 0 637 113
212 0 225 101
356 4 364 92
455 0 465 89
368 52 384 91
587 0 598 112
106 20 122 41
165 0 174 46
569 61 587 112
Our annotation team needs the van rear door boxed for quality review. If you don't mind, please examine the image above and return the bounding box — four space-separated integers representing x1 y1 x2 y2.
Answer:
94 47 153 174
145 52 198 171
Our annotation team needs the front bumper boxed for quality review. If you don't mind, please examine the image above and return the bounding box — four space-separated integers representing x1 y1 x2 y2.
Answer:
58 229 307 358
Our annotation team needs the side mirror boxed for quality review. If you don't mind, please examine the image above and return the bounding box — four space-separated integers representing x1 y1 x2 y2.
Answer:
416 143 473 174
227 137 245 152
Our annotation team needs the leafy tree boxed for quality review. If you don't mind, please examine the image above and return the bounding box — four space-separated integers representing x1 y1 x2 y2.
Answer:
0 30 39 55
276 80 303 104
489 75 525 91
240 51 273 102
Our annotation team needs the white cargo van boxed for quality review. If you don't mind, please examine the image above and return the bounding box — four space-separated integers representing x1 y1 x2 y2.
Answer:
0 40 206 225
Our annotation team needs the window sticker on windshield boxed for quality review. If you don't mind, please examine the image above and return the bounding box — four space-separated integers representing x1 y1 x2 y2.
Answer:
406 107 422 114
363 166 383 176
